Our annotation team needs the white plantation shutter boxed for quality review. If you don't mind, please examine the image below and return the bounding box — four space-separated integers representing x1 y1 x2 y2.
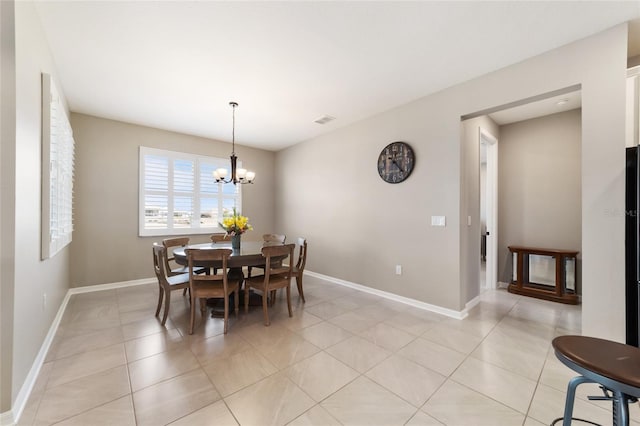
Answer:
143 155 169 230
42 73 74 259
139 147 241 236
199 161 219 228
173 159 194 228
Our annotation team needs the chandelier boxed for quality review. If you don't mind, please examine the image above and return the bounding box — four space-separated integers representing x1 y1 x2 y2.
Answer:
213 102 255 185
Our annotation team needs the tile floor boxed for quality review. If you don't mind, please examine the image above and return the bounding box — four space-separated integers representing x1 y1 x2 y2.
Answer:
16 275 640 425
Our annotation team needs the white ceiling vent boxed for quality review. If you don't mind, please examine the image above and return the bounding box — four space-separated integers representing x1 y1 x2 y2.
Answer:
313 115 336 125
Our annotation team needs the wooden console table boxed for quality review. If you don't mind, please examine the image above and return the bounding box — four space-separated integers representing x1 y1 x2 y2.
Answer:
508 245 579 304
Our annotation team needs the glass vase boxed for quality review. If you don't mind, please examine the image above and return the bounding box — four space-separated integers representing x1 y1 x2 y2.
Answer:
231 234 241 250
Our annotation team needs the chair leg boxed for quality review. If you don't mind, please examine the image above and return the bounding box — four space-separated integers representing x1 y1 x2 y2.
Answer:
234 287 239 317
612 390 630 426
286 285 292 317
296 274 305 303
155 286 164 317
189 296 196 335
223 295 229 334
262 290 270 326
182 287 191 299
562 376 594 426
161 289 171 325
199 298 207 316
244 285 250 313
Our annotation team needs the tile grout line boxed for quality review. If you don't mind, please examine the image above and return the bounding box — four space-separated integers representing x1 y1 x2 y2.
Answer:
116 285 137 426
419 295 521 424
21 281 590 426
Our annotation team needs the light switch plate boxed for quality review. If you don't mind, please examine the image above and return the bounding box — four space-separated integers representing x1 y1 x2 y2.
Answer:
431 216 446 227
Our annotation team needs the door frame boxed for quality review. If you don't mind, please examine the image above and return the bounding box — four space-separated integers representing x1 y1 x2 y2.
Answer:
480 127 498 290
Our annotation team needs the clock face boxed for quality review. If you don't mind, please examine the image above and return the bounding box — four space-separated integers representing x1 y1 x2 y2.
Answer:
377 142 415 183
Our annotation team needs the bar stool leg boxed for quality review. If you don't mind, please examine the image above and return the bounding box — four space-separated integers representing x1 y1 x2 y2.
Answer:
612 391 629 426
563 376 594 426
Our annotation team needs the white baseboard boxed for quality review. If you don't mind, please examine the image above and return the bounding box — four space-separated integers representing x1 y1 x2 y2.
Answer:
6 289 73 426
69 277 156 294
1 409 15 426
465 294 481 312
304 270 469 320
5 277 154 425
5 273 475 424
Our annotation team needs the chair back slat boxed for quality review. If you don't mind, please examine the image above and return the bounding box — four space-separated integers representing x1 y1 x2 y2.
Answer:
295 238 307 271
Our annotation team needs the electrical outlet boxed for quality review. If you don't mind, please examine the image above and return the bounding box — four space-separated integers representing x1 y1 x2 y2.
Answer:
395 265 402 275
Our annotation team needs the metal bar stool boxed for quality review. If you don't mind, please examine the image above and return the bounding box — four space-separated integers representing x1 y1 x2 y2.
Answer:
552 335 640 426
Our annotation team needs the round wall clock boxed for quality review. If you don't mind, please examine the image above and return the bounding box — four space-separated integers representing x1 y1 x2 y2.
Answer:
377 141 415 183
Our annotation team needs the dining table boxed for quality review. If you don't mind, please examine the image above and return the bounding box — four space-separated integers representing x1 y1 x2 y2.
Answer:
172 241 279 269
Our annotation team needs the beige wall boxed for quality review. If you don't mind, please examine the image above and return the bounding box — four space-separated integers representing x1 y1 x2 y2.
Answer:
1 0 73 415
497 109 582 289
276 24 628 341
69 113 277 287
276 98 464 311
0 0 16 414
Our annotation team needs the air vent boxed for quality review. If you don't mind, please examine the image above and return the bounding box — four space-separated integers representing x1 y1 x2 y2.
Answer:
314 115 336 125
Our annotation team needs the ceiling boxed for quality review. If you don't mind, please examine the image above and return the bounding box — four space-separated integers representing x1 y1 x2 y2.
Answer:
489 90 582 126
33 1 640 151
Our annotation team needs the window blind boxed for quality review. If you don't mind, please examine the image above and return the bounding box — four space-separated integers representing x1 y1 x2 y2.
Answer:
41 73 74 260
139 146 241 236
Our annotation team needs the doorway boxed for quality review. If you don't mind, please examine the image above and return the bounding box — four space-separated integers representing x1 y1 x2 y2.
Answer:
463 85 583 305
479 128 498 291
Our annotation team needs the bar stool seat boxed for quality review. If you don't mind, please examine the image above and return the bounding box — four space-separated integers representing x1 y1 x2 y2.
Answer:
552 335 640 426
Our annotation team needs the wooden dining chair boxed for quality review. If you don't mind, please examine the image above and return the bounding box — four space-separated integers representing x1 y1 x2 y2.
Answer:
210 233 230 243
267 237 307 304
162 237 206 276
163 237 208 297
291 238 308 303
247 233 286 279
244 243 295 326
153 243 190 326
186 248 240 334
263 233 286 244
209 233 230 274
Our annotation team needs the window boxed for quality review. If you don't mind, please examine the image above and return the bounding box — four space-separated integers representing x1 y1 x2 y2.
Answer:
41 73 74 259
139 147 241 236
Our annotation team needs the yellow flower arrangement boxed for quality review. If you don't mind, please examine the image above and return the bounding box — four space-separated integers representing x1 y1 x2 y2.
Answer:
219 209 253 236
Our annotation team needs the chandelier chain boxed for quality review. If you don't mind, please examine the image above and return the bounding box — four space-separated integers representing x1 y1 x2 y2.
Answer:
230 101 236 155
